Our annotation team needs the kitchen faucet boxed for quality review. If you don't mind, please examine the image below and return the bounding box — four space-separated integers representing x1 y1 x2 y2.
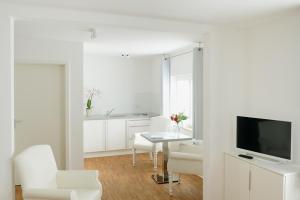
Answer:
106 108 115 117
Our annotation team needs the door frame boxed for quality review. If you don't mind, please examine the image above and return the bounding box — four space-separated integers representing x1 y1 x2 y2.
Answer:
14 59 71 169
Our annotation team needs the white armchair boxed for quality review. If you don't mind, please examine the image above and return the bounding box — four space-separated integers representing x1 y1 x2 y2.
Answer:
168 140 203 195
14 145 102 200
132 116 170 170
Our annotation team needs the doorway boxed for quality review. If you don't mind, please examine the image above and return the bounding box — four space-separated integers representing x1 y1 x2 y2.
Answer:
14 63 67 171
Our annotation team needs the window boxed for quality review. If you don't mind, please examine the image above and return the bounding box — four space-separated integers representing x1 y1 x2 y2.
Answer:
170 74 193 128
169 52 193 129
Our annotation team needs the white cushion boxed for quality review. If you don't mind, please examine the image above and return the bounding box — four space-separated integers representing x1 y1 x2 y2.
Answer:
75 189 101 200
133 134 155 151
15 145 58 189
15 145 102 200
170 152 203 161
132 116 170 152
168 141 203 176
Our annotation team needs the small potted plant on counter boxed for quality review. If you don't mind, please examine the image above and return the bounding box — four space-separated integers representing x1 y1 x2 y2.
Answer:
86 88 101 116
170 112 188 132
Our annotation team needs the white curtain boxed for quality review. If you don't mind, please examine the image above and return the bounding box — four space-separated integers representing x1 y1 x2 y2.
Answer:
161 57 170 116
193 48 204 139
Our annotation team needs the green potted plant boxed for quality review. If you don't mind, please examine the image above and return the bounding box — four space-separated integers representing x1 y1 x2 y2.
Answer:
86 88 101 116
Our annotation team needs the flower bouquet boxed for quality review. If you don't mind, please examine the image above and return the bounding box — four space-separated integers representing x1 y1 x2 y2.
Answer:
170 112 188 132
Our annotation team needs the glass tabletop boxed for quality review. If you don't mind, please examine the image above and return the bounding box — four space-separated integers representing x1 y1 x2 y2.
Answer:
141 131 192 143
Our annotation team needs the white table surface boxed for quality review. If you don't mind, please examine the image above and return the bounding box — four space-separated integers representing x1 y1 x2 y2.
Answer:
141 131 192 143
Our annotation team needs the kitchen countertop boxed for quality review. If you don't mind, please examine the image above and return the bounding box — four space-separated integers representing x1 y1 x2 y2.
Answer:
84 113 160 121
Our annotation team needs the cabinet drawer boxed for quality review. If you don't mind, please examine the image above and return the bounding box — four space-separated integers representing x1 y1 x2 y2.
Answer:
127 119 151 127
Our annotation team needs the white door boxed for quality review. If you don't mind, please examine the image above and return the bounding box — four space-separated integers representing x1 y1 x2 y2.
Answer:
107 119 126 151
84 120 106 152
250 165 284 200
15 64 66 169
224 155 250 200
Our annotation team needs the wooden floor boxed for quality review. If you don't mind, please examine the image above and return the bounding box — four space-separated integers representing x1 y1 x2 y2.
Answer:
16 153 203 200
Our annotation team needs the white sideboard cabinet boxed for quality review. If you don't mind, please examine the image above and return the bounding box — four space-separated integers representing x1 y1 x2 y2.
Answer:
224 153 300 200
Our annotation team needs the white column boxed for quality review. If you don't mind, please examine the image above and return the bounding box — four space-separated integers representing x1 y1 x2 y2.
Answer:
0 15 14 200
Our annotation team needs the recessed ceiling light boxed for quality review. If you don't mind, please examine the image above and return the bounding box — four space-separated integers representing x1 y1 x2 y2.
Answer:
121 54 130 58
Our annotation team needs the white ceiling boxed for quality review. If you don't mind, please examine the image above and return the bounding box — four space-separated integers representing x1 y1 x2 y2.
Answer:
5 0 300 25
12 0 300 55
15 20 201 56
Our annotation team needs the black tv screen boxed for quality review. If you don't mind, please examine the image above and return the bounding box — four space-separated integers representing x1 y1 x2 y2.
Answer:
237 116 292 160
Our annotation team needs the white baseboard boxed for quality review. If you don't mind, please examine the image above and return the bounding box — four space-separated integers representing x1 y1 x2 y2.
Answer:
84 149 147 158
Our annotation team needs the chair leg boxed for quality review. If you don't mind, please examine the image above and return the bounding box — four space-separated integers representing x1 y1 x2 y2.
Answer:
132 148 136 167
149 152 153 160
178 174 181 184
169 171 173 196
153 152 158 171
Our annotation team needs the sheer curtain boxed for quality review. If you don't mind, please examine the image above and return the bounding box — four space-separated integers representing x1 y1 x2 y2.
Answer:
193 48 203 140
162 57 170 117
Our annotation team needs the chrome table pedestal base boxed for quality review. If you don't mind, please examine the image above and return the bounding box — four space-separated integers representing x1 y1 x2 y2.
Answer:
151 174 179 184
151 141 179 184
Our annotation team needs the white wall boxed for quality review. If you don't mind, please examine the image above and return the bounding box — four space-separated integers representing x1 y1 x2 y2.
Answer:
84 54 162 115
203 27 248 200
15 37 84 170
245 11 300 163
203 10 300 200
0 15 14 200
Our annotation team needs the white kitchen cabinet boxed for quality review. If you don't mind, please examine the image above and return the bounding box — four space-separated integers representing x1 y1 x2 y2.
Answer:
126 119 151 149
224 153 300 200
224 154 250 200
107 119 126 151
84 120 106 152
250 164 283 200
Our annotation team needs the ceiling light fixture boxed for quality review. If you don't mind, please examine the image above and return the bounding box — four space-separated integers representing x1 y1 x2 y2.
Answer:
89 28 97 40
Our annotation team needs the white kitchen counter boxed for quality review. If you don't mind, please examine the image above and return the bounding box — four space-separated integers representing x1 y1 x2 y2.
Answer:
84 113 159 121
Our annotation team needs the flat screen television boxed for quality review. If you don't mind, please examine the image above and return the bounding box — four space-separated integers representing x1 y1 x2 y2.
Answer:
237 116 292 160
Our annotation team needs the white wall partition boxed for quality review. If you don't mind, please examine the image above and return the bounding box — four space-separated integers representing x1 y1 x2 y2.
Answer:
203 11 300 200
0 16 14 200
203 28 248 200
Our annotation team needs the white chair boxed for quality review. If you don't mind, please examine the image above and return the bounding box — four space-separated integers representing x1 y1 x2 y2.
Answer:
14 145 102 200
132 116 170 170
168 140 203 196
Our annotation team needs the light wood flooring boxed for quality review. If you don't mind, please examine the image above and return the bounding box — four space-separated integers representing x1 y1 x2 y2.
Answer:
16 153 203 200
